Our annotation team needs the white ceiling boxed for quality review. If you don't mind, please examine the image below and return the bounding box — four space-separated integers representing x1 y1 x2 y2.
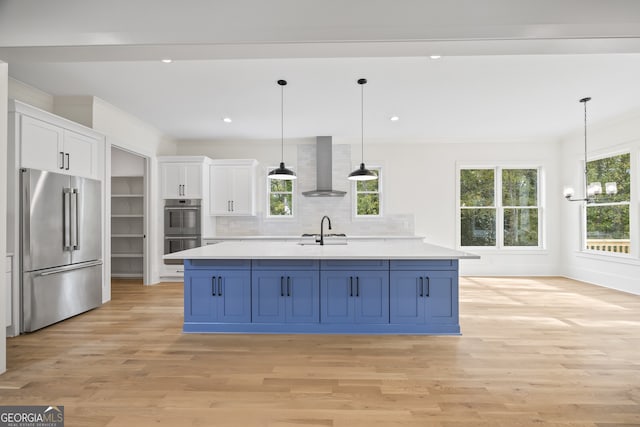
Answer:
2 0 640 142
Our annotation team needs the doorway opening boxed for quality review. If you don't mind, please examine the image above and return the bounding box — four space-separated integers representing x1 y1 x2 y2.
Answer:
110 146 149 285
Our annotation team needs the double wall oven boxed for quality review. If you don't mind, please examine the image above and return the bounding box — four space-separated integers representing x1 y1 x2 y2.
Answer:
164 199 201 264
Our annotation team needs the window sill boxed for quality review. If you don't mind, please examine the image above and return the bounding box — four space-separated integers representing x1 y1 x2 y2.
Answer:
458 247 549 255
575 250 640 266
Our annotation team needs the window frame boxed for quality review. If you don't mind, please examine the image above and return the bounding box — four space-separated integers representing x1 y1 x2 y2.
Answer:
265 166 296 219
457 164 544 251
582 151 632 257
353 165 383 219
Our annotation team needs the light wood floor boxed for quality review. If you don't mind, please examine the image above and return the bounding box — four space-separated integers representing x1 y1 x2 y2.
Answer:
1 277 639 427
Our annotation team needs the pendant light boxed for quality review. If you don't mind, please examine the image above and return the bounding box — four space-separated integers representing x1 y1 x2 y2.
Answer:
268 79 297 180
564 97 617 202
348 78 378 181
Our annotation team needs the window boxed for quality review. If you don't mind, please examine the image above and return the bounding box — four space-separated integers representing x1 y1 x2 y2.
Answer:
585 153 630 254
354 168 381 217
460 167 540 248
267 169 294 217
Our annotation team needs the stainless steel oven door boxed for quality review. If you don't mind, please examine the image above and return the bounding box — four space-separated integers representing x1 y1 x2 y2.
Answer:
164 206 201 236
164 237 201 264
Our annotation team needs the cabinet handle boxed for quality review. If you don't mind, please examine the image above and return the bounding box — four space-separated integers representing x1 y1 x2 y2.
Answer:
227 200 231 212
419 277 423 297
425 277 430 297
350 277 353 297
218 277 222 296
356 276 360 297
65 153 70 170
211 276 217 296
287 276 291 297
59 151 65 169
280 276 284 296
231 200 234 211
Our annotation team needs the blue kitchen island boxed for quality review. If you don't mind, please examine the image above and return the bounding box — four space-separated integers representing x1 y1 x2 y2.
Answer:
164 240 478 335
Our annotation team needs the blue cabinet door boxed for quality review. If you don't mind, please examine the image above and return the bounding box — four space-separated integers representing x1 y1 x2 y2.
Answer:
216 270 252 323
354 271 389 324
252 271 286 323
321 270 389 324
389 271 425 324
253 270 320 324
321 272 354 323
184 270 217 322
286 271 320 323
424 270 457 325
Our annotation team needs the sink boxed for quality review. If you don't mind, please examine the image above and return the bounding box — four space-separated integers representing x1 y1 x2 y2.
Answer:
298 233 348 246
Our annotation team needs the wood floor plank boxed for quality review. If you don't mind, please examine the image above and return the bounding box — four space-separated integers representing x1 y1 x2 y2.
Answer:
0 277 639 426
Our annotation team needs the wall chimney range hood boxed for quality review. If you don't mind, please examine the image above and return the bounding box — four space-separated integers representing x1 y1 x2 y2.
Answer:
302 136 346 197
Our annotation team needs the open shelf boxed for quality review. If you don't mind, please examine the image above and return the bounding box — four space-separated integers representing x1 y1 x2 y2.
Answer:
111 175 145 279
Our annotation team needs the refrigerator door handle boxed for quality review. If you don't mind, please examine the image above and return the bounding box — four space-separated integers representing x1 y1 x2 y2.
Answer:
70 188 79 249
38 260 103 277
63 188 72 250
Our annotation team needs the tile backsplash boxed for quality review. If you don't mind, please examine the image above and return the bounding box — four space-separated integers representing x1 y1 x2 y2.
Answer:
214 144 415 237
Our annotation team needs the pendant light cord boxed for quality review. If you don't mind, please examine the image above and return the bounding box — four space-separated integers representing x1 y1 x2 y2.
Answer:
582 97 589 198
361 81 364 163
281 83 284 163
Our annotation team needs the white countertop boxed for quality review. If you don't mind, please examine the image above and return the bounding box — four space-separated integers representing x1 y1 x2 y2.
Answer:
203 235 425 241
164 240 479 260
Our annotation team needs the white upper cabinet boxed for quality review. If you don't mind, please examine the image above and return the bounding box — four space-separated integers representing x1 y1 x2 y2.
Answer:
62 129 97 178
159 158 207 199
20 115 99 178
209 160 257 216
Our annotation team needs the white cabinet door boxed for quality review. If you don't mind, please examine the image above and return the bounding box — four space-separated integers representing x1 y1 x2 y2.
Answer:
230 167 255 215
182 164 203 198
20 115 64 172
209 166 233 214
209 164 256 216
161 163 203 199
64 129 97 178
161 163 183 199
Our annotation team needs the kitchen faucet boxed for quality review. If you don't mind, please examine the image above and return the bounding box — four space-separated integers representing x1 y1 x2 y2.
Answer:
318 216 332 245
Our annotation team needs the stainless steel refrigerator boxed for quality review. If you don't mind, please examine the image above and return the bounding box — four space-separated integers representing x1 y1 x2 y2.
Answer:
21 168 103 333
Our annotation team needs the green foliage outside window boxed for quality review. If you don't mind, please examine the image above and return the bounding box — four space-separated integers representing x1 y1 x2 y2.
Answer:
268 172 294 216
356 169 380 216
460 208 496 246
460 169 494 207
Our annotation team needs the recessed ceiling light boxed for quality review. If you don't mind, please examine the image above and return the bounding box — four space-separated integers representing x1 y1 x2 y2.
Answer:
429 55 442 60
161 58 173 63
222 117 232 123
390 116 400 122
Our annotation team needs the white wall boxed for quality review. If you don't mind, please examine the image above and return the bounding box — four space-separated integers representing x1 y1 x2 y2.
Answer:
1 62 9 374
7 78 53 112
560 109 640 295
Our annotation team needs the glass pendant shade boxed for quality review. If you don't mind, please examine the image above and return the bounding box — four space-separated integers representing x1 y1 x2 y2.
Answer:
268 79 296 181
348 78 378 182
268 162 297 180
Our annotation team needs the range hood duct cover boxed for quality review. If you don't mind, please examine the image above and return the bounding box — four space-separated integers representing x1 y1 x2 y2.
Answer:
302 136 346 197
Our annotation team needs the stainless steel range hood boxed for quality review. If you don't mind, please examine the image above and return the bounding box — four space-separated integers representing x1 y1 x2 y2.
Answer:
302 136 346 197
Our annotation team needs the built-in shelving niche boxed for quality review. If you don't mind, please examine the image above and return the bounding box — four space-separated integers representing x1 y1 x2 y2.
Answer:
111 147 146 280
